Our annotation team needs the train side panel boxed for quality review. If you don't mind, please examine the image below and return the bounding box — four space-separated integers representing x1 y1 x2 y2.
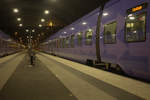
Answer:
100 0 150 80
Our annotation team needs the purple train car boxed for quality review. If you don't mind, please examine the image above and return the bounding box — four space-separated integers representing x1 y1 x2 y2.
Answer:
0 30 22 57
42 0 150 81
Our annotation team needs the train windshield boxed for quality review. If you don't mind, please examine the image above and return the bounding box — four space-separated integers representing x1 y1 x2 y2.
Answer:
125 13 146 42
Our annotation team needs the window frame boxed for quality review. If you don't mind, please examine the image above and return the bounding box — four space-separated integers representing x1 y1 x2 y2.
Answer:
125 12 147 43
77 32 83 46
70 34 75 48
85 29 93 46
103 21 117 44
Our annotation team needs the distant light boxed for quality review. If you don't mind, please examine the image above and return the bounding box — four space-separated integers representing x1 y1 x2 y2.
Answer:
17 18 21 21
63 32 67 34
13 8 19 13
32 29 35 32
49 21 53 27
27 36 29 38
103 12 108 16
82 22 87 25
70 27 75 30
26 29 29 32
39 24 42 27
19 24 23 27
44 10 50 15
129 16 135 20
41 18 45 22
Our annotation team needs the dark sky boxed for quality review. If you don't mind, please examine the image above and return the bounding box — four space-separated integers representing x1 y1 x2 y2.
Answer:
0 0 108 44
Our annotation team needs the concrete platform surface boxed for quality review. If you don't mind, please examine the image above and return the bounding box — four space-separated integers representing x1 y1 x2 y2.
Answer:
37 52 150 100
0 52 150 100
0 54 76 100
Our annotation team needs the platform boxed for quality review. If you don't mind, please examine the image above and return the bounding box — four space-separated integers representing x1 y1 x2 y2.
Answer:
0 52 150 100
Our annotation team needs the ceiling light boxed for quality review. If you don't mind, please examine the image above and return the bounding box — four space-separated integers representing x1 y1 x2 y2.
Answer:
82 22 87 25
19 24 23 27
17 18 21 21
70 27 75 30
26 29 29 32
44 10 50 15
13 8 19 13
63 32 67 34
39 24 42 27
41 18 45 22
32 29 35 32
103 12 109 16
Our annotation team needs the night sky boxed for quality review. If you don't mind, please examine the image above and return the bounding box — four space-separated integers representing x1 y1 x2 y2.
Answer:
0 0 108 45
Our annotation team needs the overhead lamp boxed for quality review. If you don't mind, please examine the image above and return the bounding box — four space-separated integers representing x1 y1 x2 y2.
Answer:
63 32 67 34
44 10 50 15
32 29 35 32
19 24 23 27
39 24 42 27
26 29 29 32
70 27 75 30
17 18 21 21
82 22 87 25
103 12 109 16
13 8 19 13
41 18 45 22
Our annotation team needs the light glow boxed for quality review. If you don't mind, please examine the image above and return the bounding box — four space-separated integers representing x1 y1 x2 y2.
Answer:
41 18 45 22
70 27 75 30
39 24 42 27
19 24 23 27
13 8 19 13
82 22 87 25
17 18 21 21
103 12 109 16
44 10 50 15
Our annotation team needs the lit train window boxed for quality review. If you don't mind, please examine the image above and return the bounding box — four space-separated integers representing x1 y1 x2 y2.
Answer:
85 29 93 45
77 32 82 46
104 21 117 44
125 13 146 42
70 35 75 48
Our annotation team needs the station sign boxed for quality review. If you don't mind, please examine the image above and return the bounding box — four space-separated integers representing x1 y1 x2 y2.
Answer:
127 3 148 14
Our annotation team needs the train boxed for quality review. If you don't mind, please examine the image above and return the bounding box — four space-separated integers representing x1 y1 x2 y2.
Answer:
0 30 24 57
40 0 150 81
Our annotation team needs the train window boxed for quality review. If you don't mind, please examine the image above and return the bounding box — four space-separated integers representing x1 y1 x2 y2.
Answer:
104 21 117 44
125 13 146 42
85 29 93 45
77 32 82 46
65 37 70 48
62 38 65 48
70 35 75 48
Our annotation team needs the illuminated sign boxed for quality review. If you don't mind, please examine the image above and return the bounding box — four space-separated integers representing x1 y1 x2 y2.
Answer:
127 3 148 14
132 6 142 12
